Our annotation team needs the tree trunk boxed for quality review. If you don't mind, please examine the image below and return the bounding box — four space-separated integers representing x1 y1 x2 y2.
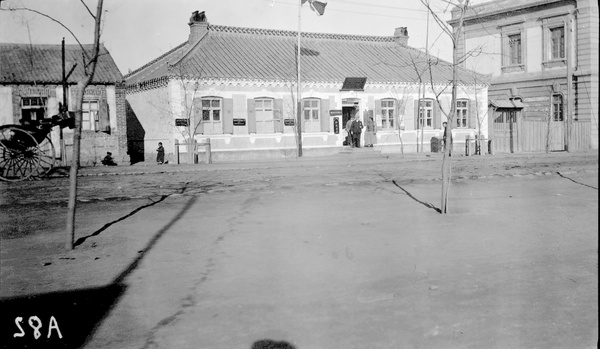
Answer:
65 90 83 249
65 0 104 250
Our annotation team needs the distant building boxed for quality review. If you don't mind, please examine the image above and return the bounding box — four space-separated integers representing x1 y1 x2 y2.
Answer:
0 43 127 165
450 0 599 152
125 11 489 162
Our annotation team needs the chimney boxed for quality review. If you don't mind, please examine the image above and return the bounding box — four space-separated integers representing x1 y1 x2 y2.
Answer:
393 27 409 46
188 10 208 43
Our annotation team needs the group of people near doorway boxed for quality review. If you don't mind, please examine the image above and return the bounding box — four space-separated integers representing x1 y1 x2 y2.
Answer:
345 106 376 148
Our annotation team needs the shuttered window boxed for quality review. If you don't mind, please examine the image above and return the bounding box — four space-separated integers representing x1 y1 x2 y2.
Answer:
82 100 99 131
456 100 468 128
255 98 274 134
381 99 395 129
418 99 434 128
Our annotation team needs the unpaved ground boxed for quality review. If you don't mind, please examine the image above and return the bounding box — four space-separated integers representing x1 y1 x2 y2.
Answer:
0 151 598 348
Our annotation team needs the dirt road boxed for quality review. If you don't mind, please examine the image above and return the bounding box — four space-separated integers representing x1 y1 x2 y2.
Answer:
1 151 598 348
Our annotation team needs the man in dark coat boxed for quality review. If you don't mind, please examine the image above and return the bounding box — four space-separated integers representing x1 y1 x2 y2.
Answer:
351 107 363 148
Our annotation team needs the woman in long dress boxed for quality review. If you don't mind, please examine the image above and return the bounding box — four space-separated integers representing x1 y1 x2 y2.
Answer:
364 116 376 147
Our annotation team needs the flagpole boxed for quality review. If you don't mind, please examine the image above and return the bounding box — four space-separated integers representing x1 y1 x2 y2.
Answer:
296 0 303 157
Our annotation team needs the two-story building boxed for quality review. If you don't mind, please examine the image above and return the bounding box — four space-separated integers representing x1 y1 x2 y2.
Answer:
0 43 127 166
450 0 598 152
125 11 490 162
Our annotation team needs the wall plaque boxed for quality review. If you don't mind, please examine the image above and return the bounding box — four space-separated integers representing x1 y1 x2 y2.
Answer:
175 118 189 127
284 119 295 126
233 118 246 126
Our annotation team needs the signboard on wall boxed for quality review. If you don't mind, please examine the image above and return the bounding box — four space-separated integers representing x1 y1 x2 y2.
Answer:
329 109 342 116
284 119 295 126
175 118 189 127
233 118 246 126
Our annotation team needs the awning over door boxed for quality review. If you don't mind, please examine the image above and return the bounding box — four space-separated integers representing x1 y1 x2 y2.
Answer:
489 99 526 109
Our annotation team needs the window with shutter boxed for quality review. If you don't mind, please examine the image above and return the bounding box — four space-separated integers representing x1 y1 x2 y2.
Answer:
456 100 468 128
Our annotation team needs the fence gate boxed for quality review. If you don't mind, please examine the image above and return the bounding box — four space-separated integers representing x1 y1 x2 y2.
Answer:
492 109 519 153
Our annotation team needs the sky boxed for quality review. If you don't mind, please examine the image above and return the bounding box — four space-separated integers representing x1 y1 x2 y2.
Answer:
0 0 478 75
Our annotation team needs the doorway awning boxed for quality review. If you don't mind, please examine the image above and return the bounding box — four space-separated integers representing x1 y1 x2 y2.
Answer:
340 77 367 91
489 99 526 109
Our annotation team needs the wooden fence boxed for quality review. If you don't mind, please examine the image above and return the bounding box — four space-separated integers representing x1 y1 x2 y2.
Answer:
493 120 591 153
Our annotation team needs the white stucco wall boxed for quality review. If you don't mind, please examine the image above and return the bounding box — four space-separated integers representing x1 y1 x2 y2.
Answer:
126 86 174 156
526 26 543 73
465 34 502 76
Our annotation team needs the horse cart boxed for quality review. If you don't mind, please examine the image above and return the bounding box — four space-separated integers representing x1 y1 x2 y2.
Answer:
0 114 74 182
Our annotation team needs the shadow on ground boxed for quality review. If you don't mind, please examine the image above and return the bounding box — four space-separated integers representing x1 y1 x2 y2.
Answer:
0 194 197 348
1 284 125 348
251 339 296 349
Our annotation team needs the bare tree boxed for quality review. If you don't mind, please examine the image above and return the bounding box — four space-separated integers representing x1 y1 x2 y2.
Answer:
420 0 470 214
5 1 105 248
66 0 105 249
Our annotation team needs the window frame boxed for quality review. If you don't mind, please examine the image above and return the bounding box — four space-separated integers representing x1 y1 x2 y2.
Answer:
302 98 320 122
255 97 275 134
201 97 222 124
501 23 526 73
418 99 434 129
82 99 100 131
550 26 565 60
20 96 47 123
542 17 568 68
380 99 396 130
551 93 564 122
455 99 469 128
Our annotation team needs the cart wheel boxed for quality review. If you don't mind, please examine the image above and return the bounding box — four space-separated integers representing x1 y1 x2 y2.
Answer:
31 135 56 178
0 126 41 181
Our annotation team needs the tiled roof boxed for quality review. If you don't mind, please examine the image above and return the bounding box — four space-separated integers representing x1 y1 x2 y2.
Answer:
125 24 486 88
0 43 123 84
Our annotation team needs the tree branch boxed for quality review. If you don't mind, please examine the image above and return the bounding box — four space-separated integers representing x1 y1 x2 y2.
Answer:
2 7 89 60
79 0 96 19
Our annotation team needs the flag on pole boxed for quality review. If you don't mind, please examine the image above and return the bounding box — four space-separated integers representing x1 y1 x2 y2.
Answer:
301 0 327 16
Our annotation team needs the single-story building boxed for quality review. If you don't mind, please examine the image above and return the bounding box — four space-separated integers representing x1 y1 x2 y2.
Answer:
0 43 127 166
125 11 489 162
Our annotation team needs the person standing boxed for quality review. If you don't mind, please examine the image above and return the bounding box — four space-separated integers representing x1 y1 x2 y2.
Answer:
351 107 363 148
364 115 376 147
345 117 354 147
442 121 452 156
157 142 165 164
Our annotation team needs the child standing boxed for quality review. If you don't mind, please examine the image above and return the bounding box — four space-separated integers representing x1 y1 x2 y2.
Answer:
156 142 165 164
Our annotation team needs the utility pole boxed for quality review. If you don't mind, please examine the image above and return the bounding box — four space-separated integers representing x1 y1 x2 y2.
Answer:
61 38 67 166
420 9 430 153
565 12 573 152
296 0 303 157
